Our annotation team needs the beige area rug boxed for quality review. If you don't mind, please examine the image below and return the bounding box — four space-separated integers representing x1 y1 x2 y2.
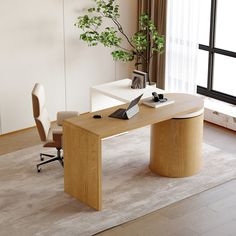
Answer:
0 126 236 236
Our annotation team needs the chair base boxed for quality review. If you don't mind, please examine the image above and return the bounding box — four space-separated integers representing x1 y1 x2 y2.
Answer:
37 148 63 172
39 153 54 161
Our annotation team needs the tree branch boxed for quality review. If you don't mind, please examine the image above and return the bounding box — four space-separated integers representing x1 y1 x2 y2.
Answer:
117 45 133 52
112 18 135 49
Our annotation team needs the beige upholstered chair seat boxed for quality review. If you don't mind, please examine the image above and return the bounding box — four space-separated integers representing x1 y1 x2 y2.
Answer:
57 111 78 126
43 126 63 148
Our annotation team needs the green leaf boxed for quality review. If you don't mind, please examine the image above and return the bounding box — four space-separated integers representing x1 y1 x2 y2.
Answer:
75 0 164 66
99 27 122 47
131 31 148 52
111 50 134 62
88 7 95 13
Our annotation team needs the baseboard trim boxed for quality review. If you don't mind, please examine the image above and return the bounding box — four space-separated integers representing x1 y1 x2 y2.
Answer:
0 125 37 137
204 98 236 132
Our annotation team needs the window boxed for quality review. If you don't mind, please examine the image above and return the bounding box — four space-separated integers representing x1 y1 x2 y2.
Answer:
197 0 236 105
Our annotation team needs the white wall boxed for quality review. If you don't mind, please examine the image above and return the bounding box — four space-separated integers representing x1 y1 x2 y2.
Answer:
0 0 137 134
0 0 65 134
64 0 116 112
116 0 138 80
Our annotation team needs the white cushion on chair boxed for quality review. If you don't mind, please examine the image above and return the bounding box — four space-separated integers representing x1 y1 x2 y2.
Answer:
47 125 62 141
36 107 51 140
32 83 46 118
57 111 79 126
32 83 79 144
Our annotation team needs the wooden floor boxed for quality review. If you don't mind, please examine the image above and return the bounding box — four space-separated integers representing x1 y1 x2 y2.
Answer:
0 122 236 236
0 127 40 155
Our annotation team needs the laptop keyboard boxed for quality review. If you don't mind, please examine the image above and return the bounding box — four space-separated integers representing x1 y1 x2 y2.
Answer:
109 108 126 119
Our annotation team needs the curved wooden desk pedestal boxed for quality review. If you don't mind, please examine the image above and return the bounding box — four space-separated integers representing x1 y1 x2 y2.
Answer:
150 114 204 177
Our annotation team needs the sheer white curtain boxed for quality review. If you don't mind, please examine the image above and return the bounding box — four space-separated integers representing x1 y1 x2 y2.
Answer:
165 0 200 94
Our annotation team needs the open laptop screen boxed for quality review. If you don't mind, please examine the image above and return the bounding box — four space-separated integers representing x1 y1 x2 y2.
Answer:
126 94 143 111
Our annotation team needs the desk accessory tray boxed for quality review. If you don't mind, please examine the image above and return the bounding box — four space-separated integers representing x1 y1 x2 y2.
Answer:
142 97 175 108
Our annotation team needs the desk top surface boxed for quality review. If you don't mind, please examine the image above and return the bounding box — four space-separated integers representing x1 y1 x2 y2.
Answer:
91 79 165 102
64 93 204 138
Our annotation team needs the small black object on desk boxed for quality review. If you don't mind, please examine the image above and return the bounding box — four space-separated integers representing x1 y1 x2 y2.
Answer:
152 92 167 103
93 114 102 119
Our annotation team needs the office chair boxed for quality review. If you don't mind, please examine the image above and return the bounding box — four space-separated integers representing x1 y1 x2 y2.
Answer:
32 83 79 172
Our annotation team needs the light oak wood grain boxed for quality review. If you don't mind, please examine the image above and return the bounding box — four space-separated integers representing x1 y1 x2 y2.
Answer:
150 114 203 177
63 93 204 210
0 126 40 155
63 122 102 210
65 93 204 139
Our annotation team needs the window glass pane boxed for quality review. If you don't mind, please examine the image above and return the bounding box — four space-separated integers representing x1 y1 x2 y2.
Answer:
215 0 236 52
197 50 208 88
213 54 236 96
198 0 211 45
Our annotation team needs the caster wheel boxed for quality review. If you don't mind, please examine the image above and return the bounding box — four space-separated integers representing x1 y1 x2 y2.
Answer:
37 167 41 172
40 154 44 161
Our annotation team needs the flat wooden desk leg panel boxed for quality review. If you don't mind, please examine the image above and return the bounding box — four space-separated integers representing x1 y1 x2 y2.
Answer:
150 114 203 177
63 122 102 210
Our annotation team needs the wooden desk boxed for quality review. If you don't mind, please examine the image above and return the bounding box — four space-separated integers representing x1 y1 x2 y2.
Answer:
63 93 204 211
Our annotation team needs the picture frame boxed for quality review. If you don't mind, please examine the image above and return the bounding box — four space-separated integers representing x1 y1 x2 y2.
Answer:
131 70 147 89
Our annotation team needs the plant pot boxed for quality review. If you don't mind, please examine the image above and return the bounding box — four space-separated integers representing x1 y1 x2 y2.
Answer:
146 81 156 87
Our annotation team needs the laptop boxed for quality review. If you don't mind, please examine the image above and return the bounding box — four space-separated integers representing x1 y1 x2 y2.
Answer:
109 94 143 120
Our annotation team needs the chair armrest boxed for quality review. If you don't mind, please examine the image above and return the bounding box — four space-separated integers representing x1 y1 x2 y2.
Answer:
57 111 79 126
52 130 63 143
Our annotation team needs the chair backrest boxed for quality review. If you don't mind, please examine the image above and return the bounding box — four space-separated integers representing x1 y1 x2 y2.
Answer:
32 83 51 142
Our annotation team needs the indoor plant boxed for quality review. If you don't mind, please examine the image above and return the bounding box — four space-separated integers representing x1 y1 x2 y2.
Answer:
75 0 165 85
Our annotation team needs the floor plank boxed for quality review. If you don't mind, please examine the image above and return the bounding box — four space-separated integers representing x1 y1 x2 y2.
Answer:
0 127 40 155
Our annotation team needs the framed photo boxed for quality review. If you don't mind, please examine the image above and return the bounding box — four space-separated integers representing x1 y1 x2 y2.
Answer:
131 70 147 89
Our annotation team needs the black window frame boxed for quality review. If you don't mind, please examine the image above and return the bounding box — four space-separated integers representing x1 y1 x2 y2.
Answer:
197 0 236 105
